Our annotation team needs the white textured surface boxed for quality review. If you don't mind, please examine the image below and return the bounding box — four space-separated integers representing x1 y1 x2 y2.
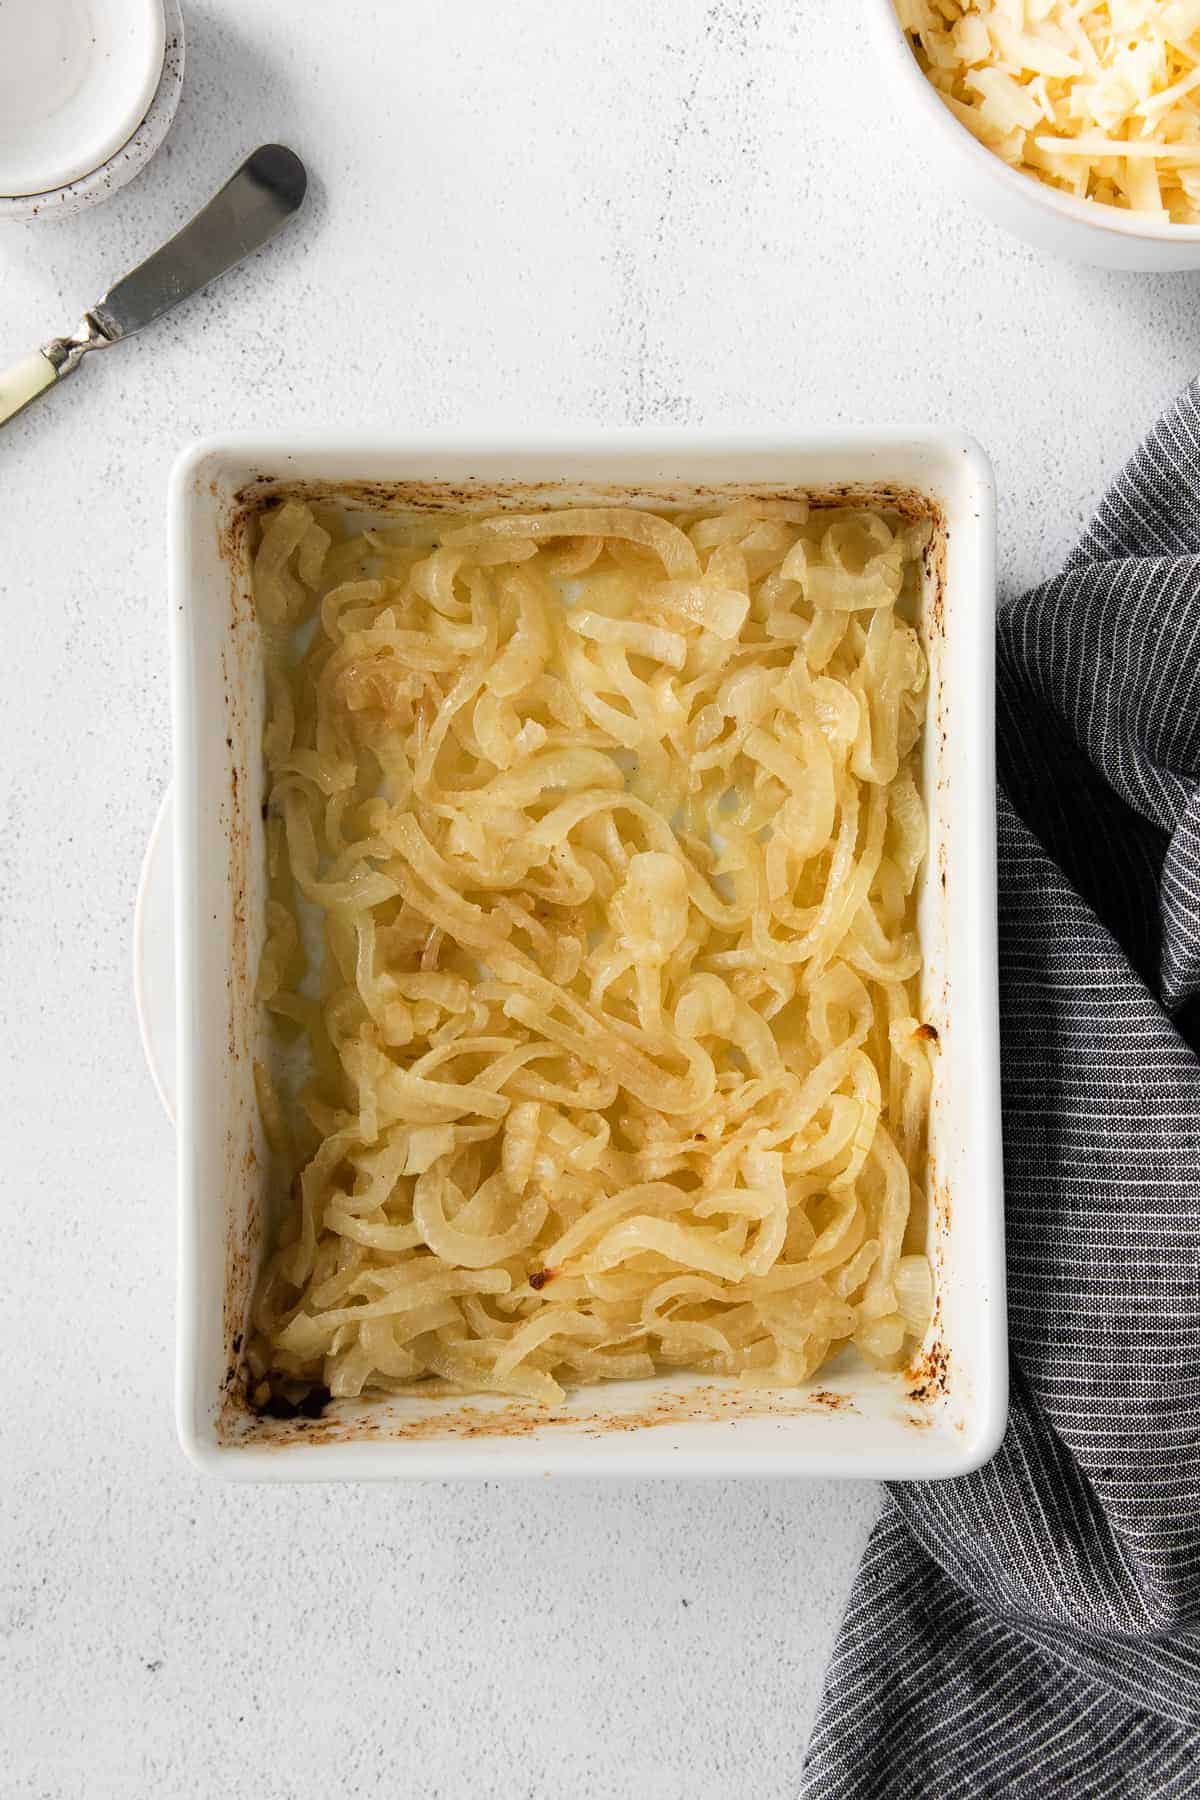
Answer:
2 1 1197 1793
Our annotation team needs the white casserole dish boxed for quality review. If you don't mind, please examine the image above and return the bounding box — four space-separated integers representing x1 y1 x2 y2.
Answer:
170 431 1006 1481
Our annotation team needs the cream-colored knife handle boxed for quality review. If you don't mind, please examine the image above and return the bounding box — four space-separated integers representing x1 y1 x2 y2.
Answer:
0 316 116 431
0 348 60 428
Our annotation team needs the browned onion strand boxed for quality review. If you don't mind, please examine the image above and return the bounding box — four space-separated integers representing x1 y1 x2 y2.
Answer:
247 497 936 1407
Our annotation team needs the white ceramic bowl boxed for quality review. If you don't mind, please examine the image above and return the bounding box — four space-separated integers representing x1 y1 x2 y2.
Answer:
868 0 1200 271
0 0 184 225
169 431 1007 1481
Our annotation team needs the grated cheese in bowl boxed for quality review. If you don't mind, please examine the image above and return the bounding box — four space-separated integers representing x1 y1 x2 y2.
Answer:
895 0 1200 224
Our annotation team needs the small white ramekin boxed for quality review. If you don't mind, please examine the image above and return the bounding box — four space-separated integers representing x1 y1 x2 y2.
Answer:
0 0 184 225
867 0 1200 271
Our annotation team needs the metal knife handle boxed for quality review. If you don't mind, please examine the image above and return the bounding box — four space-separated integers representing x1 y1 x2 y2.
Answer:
0 350 59 429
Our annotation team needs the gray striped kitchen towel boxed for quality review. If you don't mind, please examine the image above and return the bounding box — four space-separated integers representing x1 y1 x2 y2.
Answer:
801 384 1200 1800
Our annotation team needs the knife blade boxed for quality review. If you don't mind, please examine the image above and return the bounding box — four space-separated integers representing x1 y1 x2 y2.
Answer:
0 144 307 431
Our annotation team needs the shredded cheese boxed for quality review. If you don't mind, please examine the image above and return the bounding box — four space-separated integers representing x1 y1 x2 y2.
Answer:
897 0 1200 222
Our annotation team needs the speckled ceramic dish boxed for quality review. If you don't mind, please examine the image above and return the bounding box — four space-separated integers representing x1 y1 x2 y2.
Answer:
0 0 184 225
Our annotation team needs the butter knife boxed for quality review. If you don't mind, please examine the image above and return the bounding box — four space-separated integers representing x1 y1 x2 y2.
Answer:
0 144 307 431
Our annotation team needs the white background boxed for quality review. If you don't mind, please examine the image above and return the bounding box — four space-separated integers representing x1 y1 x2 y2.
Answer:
3 2 1197 1795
